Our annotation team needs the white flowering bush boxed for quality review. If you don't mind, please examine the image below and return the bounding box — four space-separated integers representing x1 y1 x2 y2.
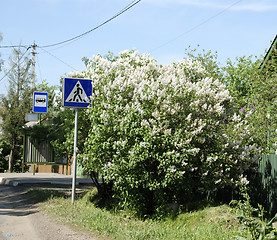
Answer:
71 50 257 216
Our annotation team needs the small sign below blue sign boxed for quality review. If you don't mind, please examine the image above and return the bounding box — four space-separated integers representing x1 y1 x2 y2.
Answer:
63 78 92 108
33 92 48 113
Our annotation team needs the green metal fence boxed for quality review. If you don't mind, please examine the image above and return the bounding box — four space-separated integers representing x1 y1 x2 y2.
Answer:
259 154 277 213
24 136 54 164
23 136 69 175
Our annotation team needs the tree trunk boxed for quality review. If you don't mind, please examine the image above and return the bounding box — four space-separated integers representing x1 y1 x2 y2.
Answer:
8 139 15 173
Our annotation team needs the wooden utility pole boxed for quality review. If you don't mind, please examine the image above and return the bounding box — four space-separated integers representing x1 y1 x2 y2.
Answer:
31 42 37 89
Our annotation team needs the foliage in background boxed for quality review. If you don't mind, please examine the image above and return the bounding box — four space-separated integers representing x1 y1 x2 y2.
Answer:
23 81 73 160
68 50 259 217
184 46 277 154
253 51 277 153
183 46 224 81
223 55 260 111
224 55 277 154
183 47 272 151
223 47 277 154
0 47 33 172
0 138 10 172
180 48 277 211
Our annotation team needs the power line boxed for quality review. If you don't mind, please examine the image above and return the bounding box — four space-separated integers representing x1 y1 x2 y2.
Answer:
0 0 142 50
0 0 142 84
38 47 78 71
0 45 30 49
40 0 142 49
149 0 243 53
0 47 31 83
36 54 43 83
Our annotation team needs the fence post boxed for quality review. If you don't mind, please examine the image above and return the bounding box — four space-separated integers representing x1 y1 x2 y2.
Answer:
22 132 26 173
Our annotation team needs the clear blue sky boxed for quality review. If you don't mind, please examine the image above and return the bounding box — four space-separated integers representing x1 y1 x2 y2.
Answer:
0 0 276 96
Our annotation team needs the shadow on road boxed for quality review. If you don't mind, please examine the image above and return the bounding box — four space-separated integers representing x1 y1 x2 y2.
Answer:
0 186 40 217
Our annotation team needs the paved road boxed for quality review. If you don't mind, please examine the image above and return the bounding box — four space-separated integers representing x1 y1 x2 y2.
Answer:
0 185 39 239
0 173 98 240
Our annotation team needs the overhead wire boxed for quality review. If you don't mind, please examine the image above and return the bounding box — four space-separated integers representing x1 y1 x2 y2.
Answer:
0 46 31 83
0 0 243 75
36 54 43 83
40 0 142 49
149 0 243 53
0 45 29 49
38 47 78 71
0 0 142 51
0 0 142 85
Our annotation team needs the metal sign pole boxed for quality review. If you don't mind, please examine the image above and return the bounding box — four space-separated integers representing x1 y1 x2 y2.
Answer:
62 78 92 204
71 108 78 204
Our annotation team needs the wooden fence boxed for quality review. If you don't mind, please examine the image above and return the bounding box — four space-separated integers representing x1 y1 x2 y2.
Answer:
23 136 70 175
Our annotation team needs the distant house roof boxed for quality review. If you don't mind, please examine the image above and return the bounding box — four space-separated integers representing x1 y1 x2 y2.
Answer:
260 35 277 71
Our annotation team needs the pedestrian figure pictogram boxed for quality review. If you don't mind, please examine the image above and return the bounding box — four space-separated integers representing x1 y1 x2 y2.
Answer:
65 81 89 103
68 83 85 102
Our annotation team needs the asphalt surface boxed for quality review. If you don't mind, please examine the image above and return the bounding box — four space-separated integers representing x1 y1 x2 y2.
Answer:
0 184 98 240
0 185 33 240
0 173 96 240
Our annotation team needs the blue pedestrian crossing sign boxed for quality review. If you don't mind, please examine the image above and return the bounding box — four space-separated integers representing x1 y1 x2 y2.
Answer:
63 78 92 108
33 92 48 113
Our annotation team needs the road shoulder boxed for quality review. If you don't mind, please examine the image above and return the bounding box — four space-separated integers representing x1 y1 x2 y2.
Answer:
0 185 99 240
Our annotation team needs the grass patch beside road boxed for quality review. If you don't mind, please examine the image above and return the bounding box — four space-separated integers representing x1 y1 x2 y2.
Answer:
30 189 248 240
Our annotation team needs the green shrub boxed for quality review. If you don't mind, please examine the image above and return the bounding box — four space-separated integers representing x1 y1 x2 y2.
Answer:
70 50 258 217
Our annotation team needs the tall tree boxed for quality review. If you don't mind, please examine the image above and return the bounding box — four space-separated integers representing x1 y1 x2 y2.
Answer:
0 47 33 172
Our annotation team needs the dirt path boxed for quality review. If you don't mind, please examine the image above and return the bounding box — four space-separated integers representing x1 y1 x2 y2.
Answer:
0 185 99 240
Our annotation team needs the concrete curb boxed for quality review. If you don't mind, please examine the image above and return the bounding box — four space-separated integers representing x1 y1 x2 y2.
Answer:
0 177 81 187
0 173 93 187
0 177 19 187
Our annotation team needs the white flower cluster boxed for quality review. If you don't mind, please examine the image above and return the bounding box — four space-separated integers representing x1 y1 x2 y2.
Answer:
74 49 256 189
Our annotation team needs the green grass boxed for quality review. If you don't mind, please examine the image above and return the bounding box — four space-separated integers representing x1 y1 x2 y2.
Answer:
30 189 248 240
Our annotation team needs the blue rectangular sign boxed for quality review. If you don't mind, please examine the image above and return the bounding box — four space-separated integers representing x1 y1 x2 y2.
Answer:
33 92 48 113
63 78 92 108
